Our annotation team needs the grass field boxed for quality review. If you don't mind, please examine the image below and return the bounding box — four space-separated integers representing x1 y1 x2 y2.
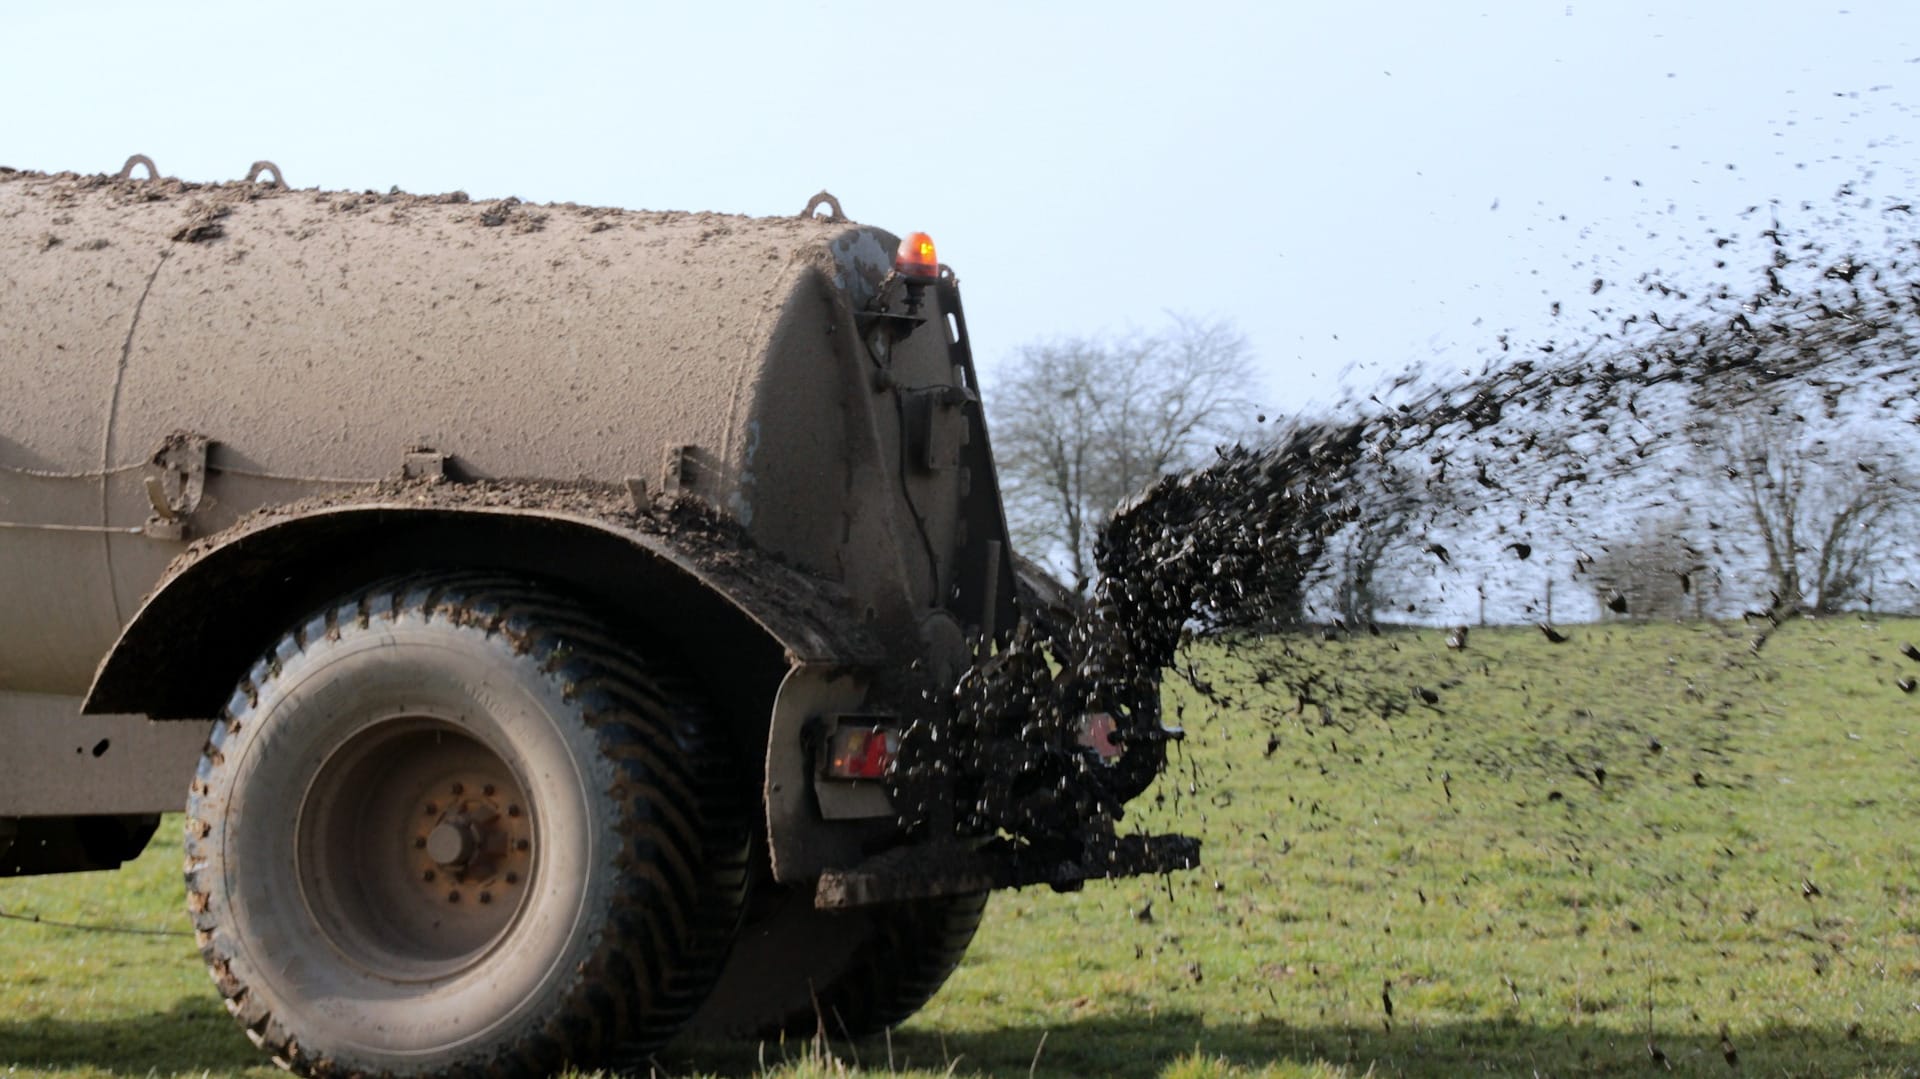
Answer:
4 616 1917 1077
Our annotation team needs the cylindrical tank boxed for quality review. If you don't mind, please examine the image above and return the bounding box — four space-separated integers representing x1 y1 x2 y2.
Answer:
0 167 974 695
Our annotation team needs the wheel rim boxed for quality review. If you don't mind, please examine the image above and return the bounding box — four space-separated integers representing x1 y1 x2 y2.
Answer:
295 717 538 982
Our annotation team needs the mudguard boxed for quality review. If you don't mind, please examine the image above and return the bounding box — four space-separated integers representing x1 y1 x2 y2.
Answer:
84 486 887 720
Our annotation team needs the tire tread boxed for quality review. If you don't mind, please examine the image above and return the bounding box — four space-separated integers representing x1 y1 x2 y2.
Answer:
184 572 748 1078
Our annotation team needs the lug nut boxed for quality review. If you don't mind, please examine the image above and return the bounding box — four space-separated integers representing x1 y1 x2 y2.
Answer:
423 869 436 882
479 891 493 904
504 871 519 884
482 783 495 796
514 839 530 852
506 804 521 818
414 836 427 849
424 802 438 816
447 890 461 903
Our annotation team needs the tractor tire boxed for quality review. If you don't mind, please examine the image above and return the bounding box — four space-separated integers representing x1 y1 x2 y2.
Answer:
686 886 986 1041
184 574 748 1078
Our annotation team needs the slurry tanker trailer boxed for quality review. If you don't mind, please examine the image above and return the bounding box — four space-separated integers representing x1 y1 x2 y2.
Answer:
0 158 1192 1077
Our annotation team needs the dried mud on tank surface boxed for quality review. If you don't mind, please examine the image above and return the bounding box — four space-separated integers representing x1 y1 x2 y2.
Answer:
169 473 815 590
0 164 867 352
0 163 847 239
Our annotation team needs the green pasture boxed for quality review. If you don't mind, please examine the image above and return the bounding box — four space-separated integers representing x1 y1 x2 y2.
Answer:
4 616 1917 1077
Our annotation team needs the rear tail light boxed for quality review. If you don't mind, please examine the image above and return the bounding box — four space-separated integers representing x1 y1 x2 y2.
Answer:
1076 712 1122 762
822 725 900 780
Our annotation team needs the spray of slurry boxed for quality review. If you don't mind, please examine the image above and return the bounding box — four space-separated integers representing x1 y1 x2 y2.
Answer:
949 189 1919 841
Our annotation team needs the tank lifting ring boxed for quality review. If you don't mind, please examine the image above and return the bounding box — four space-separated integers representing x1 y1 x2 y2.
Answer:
801 190 845 223
115 154 159 181
244 160 285 188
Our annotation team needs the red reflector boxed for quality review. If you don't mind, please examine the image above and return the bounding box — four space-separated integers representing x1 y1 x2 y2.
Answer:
1077 712 1122 762
894 231 939 281
825 726 899 779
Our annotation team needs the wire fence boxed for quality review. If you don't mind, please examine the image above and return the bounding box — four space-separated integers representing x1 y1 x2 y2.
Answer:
0 903 189 938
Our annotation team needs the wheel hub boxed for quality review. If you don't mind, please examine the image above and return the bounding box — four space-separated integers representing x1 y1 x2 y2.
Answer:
411 776 532 904
297 721 540 976
425 819 478 868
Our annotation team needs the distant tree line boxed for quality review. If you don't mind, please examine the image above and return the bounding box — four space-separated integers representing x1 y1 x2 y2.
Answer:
987 325 1918 627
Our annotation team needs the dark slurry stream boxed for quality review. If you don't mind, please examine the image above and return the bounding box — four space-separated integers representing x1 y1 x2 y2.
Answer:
1107 189 1915 698
950 187 1919 845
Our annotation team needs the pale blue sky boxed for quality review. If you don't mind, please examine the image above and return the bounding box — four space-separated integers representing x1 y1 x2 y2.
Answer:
5 1 1913 412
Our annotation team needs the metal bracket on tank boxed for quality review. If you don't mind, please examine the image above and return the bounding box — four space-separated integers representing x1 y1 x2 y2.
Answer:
402 449 449 482
663 445 699 495
814 831 1202 910
859 272 930 368
143 433 210 541
901 384 979 472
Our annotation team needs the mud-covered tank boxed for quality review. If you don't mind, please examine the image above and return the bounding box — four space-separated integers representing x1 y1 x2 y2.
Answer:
0 159 1193 1078
0 167 989 688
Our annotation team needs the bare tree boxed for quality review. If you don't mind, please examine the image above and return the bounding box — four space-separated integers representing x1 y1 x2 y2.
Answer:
1586 513 1710 621
1330 505 1411 627
989 317 1258 590
1325 460 1428 627
1714 415 1913 615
